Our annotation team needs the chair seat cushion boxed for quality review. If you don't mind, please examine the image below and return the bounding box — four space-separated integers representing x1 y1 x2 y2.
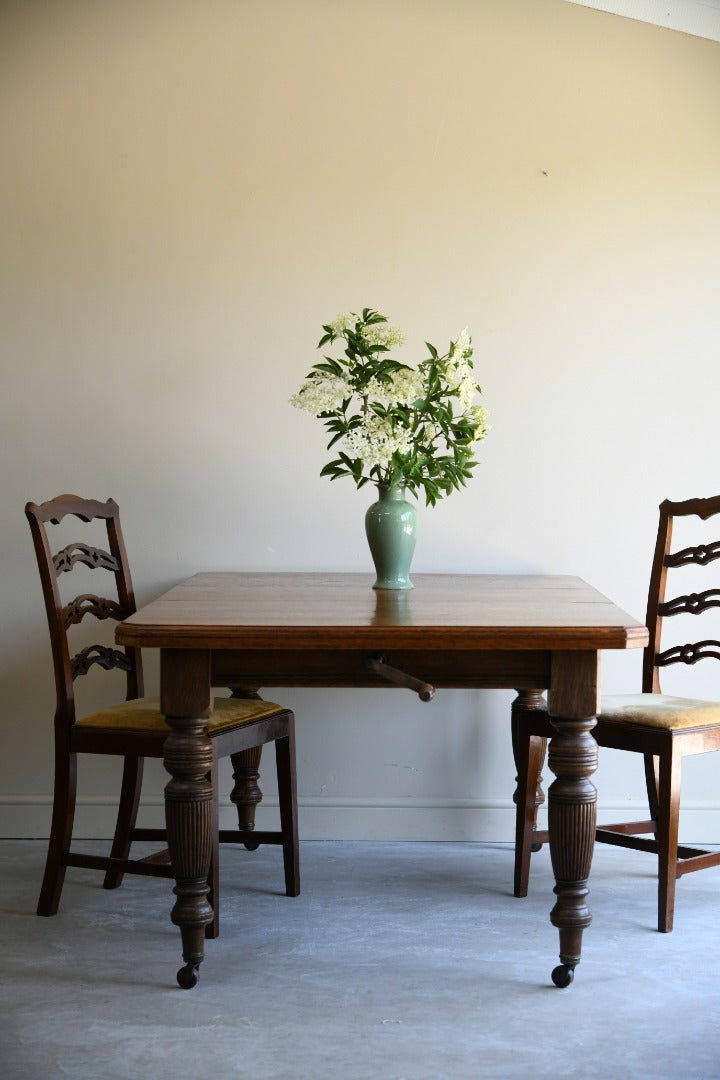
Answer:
599 693 720 731
76 695 286 735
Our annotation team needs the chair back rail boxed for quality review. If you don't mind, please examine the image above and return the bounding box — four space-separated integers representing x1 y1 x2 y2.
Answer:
25 494 144 726
643 495 720 693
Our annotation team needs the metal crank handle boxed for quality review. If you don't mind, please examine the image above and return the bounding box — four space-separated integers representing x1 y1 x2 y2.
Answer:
366 655 435 701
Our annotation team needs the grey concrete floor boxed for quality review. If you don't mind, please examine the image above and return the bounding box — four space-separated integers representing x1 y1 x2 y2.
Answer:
2 839 720 1080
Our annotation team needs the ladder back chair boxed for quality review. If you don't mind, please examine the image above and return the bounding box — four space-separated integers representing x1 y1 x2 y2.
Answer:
26 494 299 943
514 495 720 932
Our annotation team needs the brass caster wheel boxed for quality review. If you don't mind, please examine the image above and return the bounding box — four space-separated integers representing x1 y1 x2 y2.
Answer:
177 963 199 989
551 964 575 988
243 838 260 851
530 840 544 853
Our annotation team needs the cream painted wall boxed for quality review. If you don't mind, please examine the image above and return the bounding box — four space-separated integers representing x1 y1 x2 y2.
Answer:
2 0 719 841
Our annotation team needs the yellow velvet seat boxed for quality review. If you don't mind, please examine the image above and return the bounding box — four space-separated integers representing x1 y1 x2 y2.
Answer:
599 694 720 732
76 695 287 734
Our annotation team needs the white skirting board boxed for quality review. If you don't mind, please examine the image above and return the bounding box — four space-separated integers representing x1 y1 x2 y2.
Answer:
3 796 720 843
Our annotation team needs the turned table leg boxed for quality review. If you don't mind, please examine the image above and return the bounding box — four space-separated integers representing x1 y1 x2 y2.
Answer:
161 650 215 989
546 651 600 988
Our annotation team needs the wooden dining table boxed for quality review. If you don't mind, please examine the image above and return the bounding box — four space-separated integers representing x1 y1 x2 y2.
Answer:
116 572 648 988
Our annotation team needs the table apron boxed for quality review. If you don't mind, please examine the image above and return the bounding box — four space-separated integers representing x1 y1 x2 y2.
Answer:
211 648 552 691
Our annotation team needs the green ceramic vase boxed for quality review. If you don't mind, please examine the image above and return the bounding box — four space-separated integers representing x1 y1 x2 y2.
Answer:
364 484 418 590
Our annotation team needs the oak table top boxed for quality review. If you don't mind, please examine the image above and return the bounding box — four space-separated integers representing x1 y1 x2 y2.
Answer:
118 572 647 651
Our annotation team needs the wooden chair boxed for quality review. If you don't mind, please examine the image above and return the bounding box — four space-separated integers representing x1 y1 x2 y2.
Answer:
514 496 720 932
26 494 299 941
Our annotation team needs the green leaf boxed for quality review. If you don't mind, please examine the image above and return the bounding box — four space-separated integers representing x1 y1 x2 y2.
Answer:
313 360 343 376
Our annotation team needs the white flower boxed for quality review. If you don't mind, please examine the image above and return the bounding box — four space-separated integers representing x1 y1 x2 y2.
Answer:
359 323 405 349
470 405 490 441
444 337 478 409
363 376 390 406
365 369 423 409
456 372 478 409
343 415 411 470
290 373 352 416
329 312 357 335
388 368 423 405
452 327 472 359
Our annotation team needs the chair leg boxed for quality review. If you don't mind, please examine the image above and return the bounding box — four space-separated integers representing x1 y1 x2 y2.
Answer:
103 756 144 890
643 753 661 825
511 691 548 898
656 744 682 933
37 749 78 916
230 747 263 841
205 757 221 939
276 727 300 897
513 733 547 897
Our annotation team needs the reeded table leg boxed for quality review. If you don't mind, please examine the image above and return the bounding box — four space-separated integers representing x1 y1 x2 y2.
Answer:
161 650 215 989
546 651 600 987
